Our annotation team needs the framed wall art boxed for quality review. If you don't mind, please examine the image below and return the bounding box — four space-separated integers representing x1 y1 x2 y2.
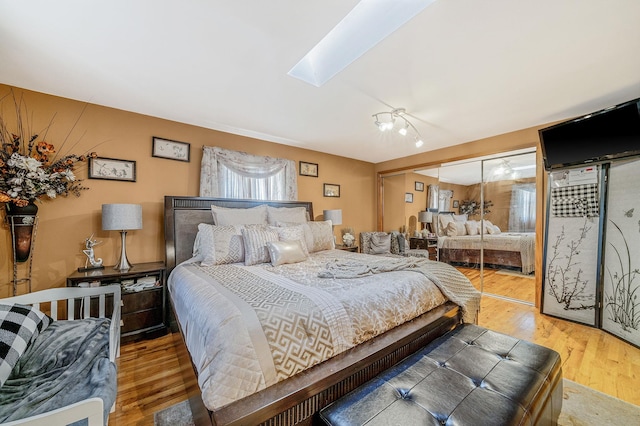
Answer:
152 136 190 162
89 157 136 182
323 183 340 197
415 181 424 192
453 200 460 208
299 161 319 177
405 192 413 203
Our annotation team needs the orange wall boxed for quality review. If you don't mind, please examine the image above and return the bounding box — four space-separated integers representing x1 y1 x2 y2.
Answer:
0 85 376 297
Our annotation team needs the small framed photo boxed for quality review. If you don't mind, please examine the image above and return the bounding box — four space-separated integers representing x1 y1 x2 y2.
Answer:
299 161 319 177
453 200 460 208
324 183 340 197
88 157 136 182
405 192 413 203
152 136 190 162
415 181 424 192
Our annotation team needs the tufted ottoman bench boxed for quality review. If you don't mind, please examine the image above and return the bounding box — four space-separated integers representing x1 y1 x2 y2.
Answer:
319 324 563 426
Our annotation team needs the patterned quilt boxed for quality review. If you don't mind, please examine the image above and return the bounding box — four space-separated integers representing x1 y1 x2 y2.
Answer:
169 250 476 410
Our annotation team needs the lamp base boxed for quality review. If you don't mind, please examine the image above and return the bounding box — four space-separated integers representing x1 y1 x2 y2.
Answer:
114 230 133 271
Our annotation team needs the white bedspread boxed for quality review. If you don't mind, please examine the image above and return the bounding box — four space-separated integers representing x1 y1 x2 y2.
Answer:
169 250 454 410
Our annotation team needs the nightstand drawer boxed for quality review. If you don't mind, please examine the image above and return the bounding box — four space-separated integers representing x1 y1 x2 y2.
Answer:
122 309 164 334
122 288 162 314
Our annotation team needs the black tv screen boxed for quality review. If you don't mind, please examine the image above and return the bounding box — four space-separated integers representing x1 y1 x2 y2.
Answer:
539 98 640 170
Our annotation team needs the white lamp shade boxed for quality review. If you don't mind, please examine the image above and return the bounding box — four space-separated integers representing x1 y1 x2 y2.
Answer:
102 204 143 231
323 209 342 226
418 211 433 223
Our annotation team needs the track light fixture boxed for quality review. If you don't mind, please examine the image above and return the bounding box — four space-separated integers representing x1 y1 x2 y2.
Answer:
372 108 424 148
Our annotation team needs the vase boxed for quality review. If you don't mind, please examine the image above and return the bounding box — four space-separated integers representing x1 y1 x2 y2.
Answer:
5 202 38 262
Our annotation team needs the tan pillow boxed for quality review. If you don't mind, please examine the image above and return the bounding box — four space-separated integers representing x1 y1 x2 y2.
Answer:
445 221 467 237
465 220 480 236
267 240 308 266
211 205 268 226
438 214 454 236
241 226 279 265
370 233 391 254
453 214 467 222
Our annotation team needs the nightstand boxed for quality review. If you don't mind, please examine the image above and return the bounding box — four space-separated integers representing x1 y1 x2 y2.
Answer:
409 237 438 261
66 261 167 343
336 245 359 252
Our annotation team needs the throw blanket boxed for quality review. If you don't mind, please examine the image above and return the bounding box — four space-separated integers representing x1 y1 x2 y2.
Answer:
0 318 117 424
319 257 481 323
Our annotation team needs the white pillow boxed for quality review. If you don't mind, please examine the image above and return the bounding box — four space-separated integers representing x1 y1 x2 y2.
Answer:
446 221 467 237
306 220 335 252
275 225 309 256
211 205 268 226
266 206 308 225
370 233 391 254
465 220 480 236
453 214 468 222
196 223 246 266
242 226 280 265
267 240 308 266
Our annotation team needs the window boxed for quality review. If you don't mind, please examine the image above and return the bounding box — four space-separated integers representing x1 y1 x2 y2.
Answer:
200 147 297 200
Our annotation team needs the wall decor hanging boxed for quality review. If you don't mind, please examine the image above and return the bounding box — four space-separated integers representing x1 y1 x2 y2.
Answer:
152 136 190 162
89 157 136 182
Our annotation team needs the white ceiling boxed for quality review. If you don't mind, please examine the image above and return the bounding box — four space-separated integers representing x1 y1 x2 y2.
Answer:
1 1 640 164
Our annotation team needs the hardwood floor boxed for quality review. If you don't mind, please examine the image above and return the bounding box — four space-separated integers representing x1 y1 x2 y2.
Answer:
109 270 640 424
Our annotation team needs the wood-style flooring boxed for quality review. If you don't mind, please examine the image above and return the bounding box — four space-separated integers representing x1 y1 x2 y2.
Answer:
109 269 640 425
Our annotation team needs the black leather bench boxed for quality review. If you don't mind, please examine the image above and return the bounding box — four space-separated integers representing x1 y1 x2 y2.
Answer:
319 324 563 426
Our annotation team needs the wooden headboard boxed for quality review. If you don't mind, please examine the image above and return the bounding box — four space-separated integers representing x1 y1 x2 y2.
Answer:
163 196 314 272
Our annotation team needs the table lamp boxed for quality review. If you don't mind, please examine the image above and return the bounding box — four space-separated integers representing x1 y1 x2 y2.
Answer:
418 211 433 233
102 203 142 270
323 209 342 243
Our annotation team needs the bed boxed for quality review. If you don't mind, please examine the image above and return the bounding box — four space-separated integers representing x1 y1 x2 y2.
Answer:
436 213 535 274
164 196 480 426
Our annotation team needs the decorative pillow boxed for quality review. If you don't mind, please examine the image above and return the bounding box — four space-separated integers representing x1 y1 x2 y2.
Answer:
491 224 502 234
482 220 494 235
370 233 391 254
446 221 467 237
267 240 308 266
0 303 52 386
392 231 406 253
437 214 454 237
196 223 246 266
306 220 335 252
211 205 268 226
266 206 308 225
242 227 280 265
276 221 315 251
275 225 309 256
465 220 480 236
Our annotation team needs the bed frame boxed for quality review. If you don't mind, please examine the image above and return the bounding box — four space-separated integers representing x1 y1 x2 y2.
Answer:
164 196 462 426
439 248 523 270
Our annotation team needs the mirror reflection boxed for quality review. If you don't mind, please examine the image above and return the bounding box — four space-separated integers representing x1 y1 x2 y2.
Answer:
380 150 536 304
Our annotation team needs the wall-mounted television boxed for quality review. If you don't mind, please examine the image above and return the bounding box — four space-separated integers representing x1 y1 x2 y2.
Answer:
539 98 640 170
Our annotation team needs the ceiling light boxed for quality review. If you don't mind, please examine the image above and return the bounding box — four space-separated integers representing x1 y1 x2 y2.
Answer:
372 108 425 148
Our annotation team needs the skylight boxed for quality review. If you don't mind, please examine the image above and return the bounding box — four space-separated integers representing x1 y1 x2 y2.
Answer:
288 0 437 87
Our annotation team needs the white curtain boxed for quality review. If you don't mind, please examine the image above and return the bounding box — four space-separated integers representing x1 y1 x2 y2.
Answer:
509 183 536 232
439 189 454 212
200 146 297 200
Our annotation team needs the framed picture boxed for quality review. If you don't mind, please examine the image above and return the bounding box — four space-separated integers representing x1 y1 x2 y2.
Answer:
405 192 413 203
324 183 340 197
88 157 136 182
152 136 190 162
453 200 460 208
299 161 319 177
415 181 424 192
